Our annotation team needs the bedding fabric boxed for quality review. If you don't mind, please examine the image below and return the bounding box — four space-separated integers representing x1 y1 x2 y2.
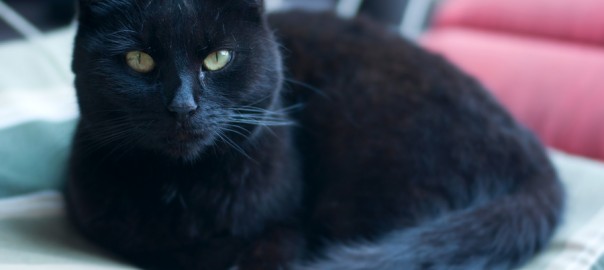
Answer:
0 151 602 269
0 87 77 199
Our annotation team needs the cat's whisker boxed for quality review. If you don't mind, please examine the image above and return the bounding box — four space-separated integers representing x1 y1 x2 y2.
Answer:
231 111 286 119
221 124 253 136
284 78 329 98
239 93 276 107
229 115 293 122
97 135 138 165
79 127 135 154
215 130 254 161
230 116 292 125
235 103 304 116
263 33 290 53
234 107 293 115
84 127 136 142
276 103 306 113
110 121 155 162
77 117 156 155
220 127 250 139
94 119 156 163
225 108 296 127
229 110 287 117
84 109 152 115
228 114 287 120
227 119 294 127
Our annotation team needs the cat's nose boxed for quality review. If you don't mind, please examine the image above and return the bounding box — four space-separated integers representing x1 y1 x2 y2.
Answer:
168 90 198 120
168 102 198 116
168 89 198 119
168 74 199 119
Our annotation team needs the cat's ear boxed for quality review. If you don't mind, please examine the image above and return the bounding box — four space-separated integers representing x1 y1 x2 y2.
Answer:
77 0 130 18
245 0 265 15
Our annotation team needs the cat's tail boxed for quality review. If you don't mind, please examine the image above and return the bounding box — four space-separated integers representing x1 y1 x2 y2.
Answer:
295 173 564 270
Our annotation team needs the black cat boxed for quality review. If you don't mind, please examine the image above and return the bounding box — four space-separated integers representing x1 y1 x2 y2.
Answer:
66 1 564 269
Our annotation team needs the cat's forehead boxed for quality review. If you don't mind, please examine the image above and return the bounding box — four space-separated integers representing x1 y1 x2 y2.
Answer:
83 0 257 16
127 0 212 24
85 0 260 31
142 0 203 28
80 0 264 55
144 0 202 16
138 0 251 43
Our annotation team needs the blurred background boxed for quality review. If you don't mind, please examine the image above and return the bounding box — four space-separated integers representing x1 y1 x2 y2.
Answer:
0 0 438 41
0 0 75 41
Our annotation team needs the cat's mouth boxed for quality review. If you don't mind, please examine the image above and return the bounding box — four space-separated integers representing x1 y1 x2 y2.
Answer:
173 130 205 142
144 119 218 160
163 129 212 147
160 130 213 160
164 120 209 142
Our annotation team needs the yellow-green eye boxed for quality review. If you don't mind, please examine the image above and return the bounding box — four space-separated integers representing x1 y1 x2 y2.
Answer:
126 51 155 73
203 50 232 71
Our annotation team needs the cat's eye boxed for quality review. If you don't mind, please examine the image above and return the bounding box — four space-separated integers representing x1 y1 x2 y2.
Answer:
203 50 232 71
126 51 155 73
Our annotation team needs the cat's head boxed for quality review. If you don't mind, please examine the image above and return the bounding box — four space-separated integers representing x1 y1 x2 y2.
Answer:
72 0 284 161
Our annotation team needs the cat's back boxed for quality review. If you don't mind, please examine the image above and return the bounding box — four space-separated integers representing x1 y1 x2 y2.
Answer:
268 10 503 131
267 10 518 157
267 11 552 243
268 10 439 102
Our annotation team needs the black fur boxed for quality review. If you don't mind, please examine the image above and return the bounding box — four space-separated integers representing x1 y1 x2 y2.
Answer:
66 1 564 269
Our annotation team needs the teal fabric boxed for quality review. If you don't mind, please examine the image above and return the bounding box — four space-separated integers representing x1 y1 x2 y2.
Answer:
0 120 77 198
593 257 604 270
0 216 121 265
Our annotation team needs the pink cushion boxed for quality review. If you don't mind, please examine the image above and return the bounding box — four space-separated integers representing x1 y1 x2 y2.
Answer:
434 0 604 46
422 28 604 161
423 0 604 161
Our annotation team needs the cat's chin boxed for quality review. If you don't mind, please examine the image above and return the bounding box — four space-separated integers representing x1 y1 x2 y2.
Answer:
162 140 210 162
156 131 216 161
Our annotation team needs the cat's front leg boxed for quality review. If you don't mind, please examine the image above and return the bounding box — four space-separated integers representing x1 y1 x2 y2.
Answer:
235 226 305 270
